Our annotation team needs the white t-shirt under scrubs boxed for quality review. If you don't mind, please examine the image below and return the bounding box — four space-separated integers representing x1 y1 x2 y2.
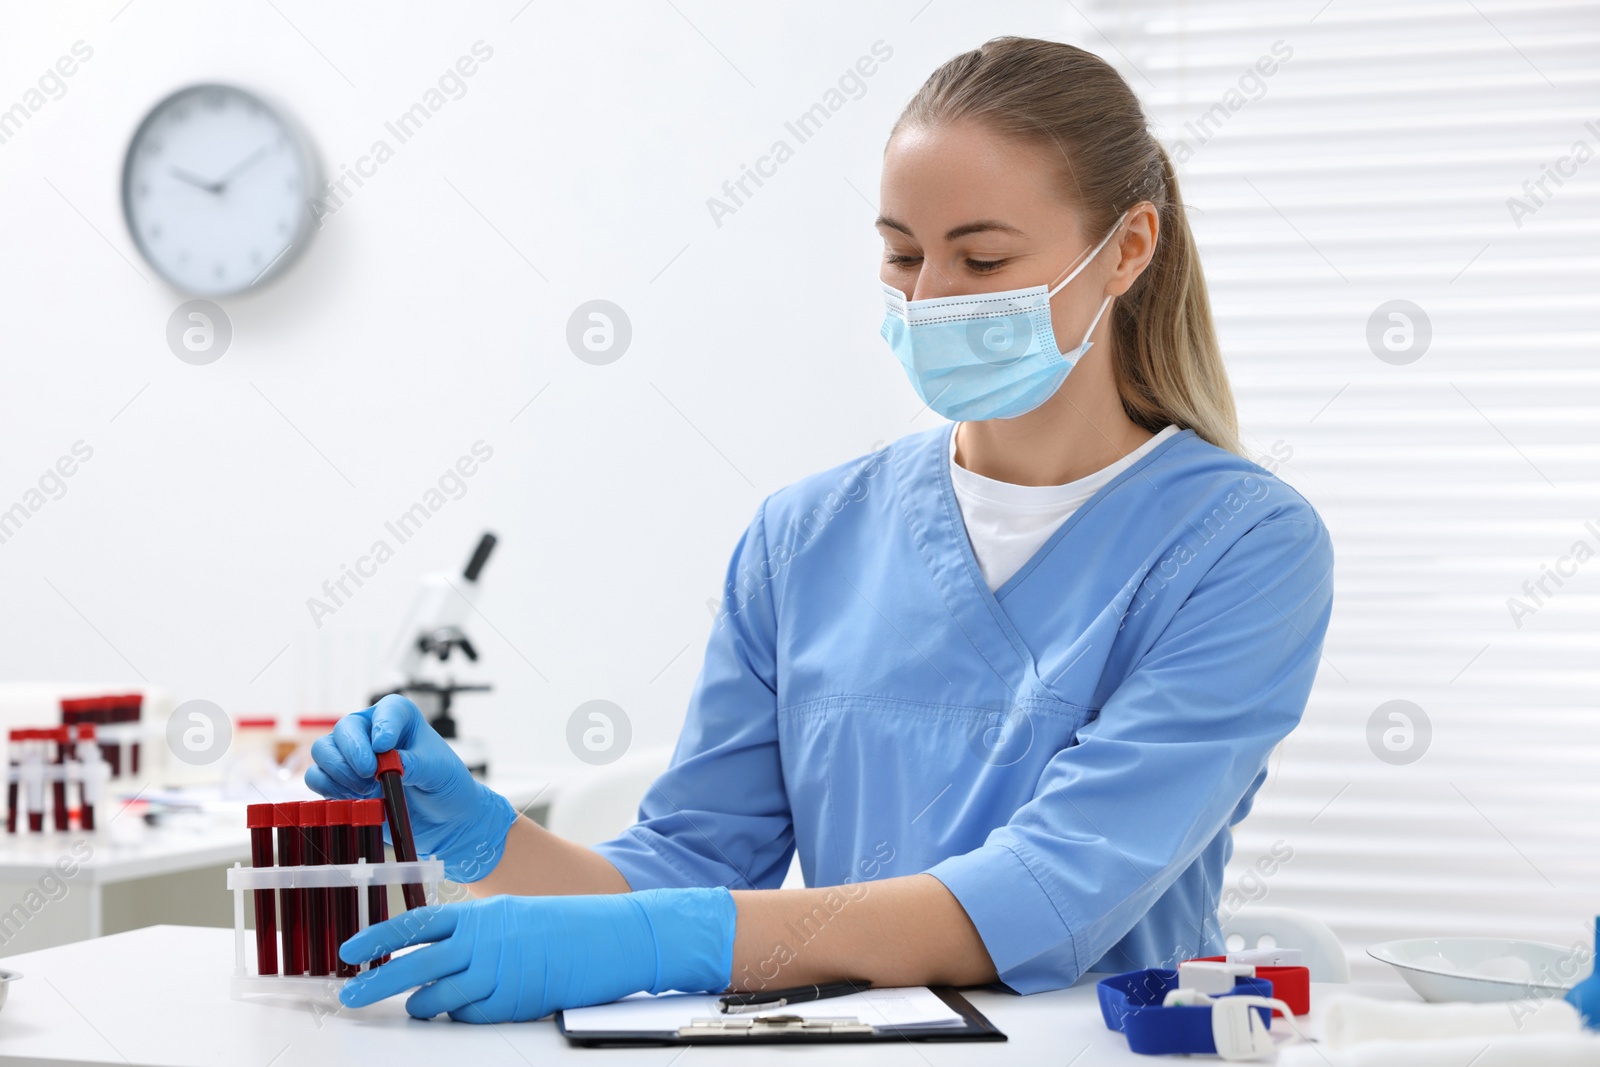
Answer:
950 423 1180 592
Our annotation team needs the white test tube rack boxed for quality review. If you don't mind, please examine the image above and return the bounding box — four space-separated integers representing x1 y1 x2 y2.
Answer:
226 856 446 1004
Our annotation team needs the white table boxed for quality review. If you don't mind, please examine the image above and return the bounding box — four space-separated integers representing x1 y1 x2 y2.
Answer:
0 774 566 957
0 925 1421 1066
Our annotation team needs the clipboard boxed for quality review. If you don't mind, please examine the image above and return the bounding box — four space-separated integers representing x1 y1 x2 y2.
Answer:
557 985 1007 1046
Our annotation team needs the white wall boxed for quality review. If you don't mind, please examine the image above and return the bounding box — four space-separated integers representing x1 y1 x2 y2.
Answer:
0 1 1075 766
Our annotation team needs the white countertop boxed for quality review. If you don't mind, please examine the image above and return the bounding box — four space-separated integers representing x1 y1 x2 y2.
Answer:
0 925 1421 1066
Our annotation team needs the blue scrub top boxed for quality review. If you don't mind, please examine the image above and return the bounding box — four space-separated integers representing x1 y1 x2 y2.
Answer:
592 424 1335 994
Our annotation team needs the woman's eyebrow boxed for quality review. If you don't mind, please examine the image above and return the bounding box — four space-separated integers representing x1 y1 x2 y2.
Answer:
874 215 1028 241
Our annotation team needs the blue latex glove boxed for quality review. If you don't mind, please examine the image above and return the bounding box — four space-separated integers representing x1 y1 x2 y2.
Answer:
305 693 516 883
337 887 737 1022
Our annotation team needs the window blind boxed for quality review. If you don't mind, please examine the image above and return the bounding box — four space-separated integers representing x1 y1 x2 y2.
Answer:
1081 0 1600 982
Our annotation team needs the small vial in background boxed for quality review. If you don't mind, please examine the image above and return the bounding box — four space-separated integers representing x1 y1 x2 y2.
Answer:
282 715 339 781
352 798 390 962
298 800 332 977
246 803 278 976
326 799 358 978
273 801 306 975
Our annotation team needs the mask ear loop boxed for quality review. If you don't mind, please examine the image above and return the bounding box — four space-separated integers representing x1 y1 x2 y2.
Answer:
1045 214 1128 299
1048 215 1127 354
1075 294 1116 352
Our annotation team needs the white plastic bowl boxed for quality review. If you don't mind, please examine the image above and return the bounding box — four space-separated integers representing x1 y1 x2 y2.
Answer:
1368 937 1582 1003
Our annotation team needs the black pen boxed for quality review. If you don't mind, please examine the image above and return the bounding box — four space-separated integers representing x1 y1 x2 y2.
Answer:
717 979 873 1014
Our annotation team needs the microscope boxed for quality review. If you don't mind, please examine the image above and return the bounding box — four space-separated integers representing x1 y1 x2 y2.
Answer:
370 532 497 777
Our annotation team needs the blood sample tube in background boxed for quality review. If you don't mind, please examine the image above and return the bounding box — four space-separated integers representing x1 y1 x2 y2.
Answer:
326 799 358 978
299 800 332 977
49 727 70 832
374 751 427 911
5 729 21 834
74 724 100 831
123 693 143 776
273 801 306 975
92 698 119 778
22 731 46 833
246 803 279 976
59 698 84 750
352 798 390 963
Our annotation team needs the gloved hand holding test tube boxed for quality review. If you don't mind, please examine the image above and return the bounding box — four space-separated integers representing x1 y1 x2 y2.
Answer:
304 694 517 885
305 694 739 1022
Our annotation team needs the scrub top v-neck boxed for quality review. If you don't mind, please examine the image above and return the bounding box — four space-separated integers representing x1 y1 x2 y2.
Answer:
949 423 1180 593
592 422 1335 994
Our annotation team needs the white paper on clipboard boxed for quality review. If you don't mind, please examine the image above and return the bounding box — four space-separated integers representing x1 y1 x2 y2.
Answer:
561 985 967 1034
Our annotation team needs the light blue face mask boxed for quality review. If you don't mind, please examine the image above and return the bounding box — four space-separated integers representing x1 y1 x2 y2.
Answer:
879 217 1124 422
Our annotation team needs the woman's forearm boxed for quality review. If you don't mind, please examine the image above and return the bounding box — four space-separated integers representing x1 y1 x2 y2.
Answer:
728 873 997 991
473 819 997 989
468 815 633 897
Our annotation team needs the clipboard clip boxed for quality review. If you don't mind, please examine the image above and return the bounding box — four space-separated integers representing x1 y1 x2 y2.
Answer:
680 1014 876 1037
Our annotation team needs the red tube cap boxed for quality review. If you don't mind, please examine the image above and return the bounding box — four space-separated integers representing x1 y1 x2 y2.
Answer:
271 801 302 828
375 750 403 777
297 800 327 827
48 726 70 743
247 803 273 829
325 799 352 826
75 723 97 740
352 798 385 827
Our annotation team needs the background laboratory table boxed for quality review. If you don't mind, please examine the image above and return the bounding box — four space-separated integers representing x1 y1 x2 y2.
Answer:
0 925 1422 1066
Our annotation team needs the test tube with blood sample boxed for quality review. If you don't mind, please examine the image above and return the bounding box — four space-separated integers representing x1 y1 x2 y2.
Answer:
246 803 279 976
326 800 359 977
299 801 332 976
21 731 46 833
5 729 21 834
49 727 70 832
353 798 390 963
92 698 120 778
273 801 306 975
123 693 143 776
374 751 428 911
74 724 101 831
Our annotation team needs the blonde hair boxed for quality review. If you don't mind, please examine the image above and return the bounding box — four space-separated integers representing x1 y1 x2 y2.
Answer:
890 36 1244 457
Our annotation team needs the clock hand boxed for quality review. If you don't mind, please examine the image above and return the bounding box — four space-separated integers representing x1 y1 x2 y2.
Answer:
213 145 271 192
170 166 222 194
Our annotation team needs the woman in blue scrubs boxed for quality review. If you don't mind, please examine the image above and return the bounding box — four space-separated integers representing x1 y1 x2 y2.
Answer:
312 36 1334 1022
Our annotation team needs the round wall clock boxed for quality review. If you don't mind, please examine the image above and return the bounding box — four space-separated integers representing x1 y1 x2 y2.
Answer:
122 84 319 296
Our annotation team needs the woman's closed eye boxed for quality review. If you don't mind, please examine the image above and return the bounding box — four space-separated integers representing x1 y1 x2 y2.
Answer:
882 252 1011 274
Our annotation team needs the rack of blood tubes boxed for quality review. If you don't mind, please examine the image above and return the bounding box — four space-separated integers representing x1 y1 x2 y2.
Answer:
6 724 109 834
228 789 439 1003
